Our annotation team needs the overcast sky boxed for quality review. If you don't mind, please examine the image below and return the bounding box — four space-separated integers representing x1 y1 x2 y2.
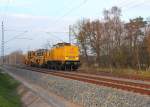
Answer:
0 0 150 54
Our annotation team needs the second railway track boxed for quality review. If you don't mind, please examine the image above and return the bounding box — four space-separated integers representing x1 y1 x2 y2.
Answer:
13 65 150 96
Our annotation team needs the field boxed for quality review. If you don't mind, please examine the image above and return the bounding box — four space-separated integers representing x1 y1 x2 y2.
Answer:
0 70 22 107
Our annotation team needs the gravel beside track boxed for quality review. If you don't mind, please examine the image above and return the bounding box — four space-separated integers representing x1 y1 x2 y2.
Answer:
17 66 150 95
3 65 150 107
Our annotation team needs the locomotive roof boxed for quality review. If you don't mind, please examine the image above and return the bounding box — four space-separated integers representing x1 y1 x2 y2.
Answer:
53 42 71 47
36 49 48 52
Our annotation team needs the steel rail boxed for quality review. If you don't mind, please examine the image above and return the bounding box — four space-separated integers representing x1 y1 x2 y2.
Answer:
14 66 150 95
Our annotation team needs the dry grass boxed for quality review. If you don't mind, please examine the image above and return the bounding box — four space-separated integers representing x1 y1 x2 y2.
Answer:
79 64 150 80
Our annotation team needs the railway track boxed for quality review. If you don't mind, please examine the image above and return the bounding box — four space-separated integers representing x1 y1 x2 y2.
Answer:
14 65 150 96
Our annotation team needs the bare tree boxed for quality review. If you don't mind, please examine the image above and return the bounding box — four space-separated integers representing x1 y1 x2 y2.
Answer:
126 17 147 69
6 50 24 65
72 6 150 70
72 19 91 65
103 6 125 67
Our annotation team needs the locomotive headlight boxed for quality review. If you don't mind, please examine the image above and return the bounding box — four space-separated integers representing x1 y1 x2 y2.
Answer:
65 56 68 60
76 56 79 60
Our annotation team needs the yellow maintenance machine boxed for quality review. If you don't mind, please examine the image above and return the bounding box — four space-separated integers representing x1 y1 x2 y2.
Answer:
25 43 80 70
25 51 35 65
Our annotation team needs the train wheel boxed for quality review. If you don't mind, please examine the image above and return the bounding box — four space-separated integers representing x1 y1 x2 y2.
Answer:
68 66 71 71
65 66 67 71
71 66 73 71
56 66 60 70
61 66 65 70
50 66 52 69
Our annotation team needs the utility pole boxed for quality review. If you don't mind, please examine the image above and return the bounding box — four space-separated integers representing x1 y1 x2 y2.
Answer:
1 21 4 64
69 25 71 44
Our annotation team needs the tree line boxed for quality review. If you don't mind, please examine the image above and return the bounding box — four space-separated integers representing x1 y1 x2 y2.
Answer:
2 51 24 65
71 6 150 70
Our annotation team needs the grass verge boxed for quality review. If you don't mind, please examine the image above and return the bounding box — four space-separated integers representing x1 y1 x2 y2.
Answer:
79 65 150 80
0 69 22 107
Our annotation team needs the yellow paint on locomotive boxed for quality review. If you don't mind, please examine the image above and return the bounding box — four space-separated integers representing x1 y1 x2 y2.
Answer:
45 44 79 62
64 45 79 61
25 43 80 69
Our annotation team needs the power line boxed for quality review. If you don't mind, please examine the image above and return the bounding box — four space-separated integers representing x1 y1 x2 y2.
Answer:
4 29 29 32
116 0 137 8
46 32 65 43
52 0 73 16
53 0 88 25
123 0 150 11
48 0 88 44
14 37 33 40
117 0 149 11
4 31 28 44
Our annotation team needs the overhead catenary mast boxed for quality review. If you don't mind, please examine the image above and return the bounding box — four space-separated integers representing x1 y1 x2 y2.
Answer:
69 25 71 44
1 21 4 64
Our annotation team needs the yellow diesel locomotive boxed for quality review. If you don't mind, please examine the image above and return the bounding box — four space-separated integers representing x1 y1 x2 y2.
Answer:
25 43 80 70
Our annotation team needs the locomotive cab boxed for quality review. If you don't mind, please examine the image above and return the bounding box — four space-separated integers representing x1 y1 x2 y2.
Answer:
46 43 80 70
